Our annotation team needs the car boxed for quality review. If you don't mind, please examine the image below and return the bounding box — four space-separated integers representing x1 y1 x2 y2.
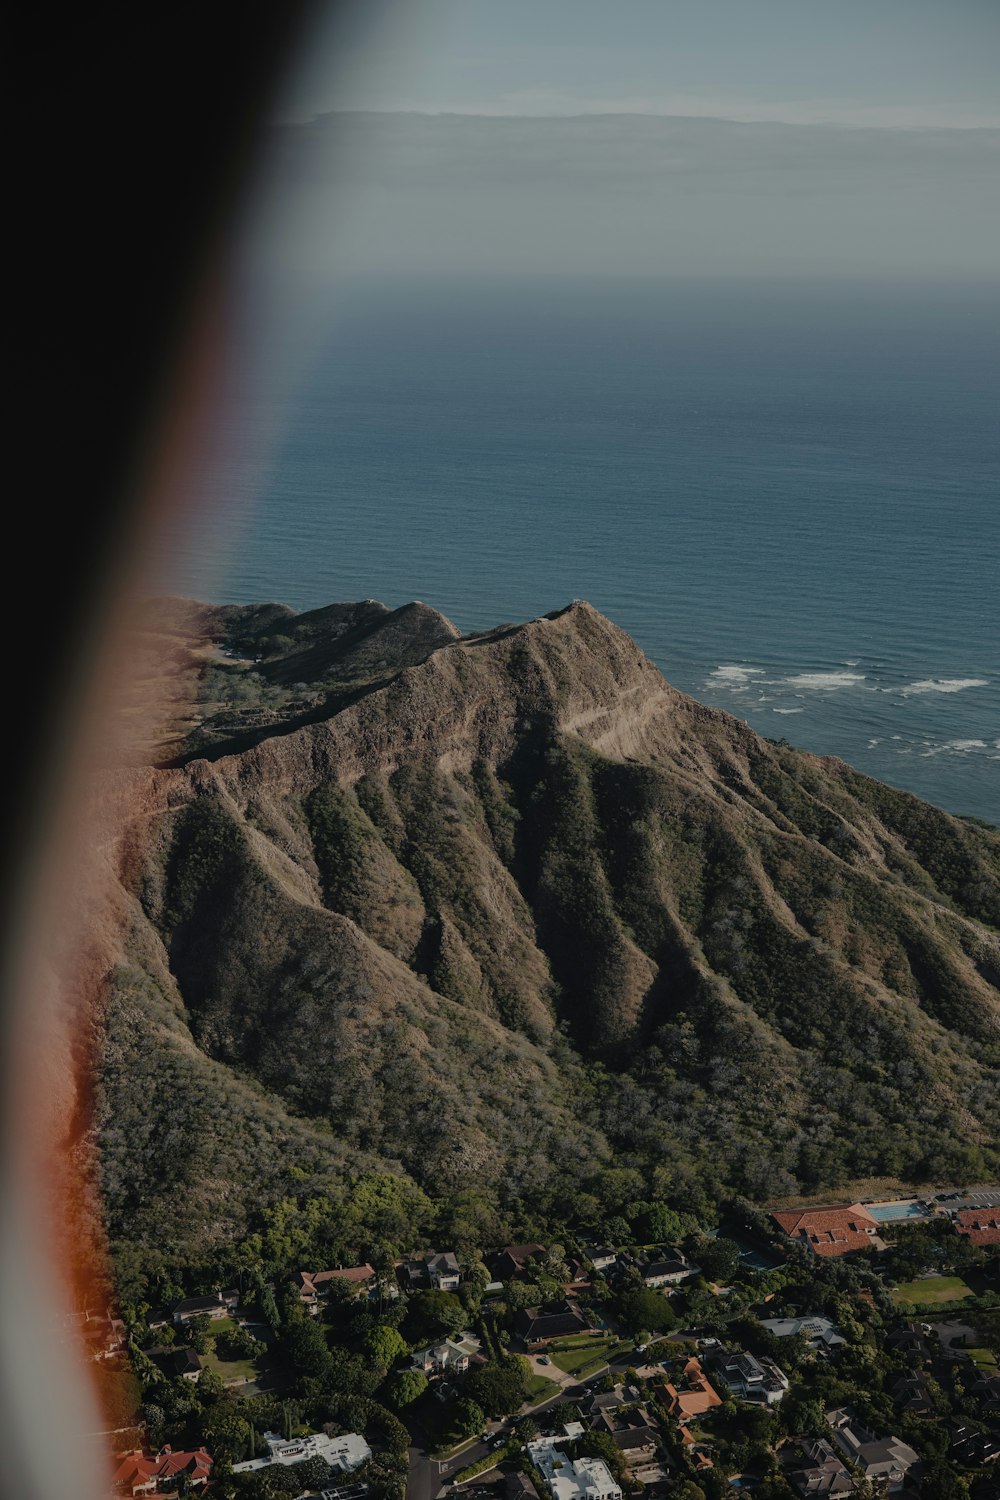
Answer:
491 1436 506 1448
538 1355 551 1365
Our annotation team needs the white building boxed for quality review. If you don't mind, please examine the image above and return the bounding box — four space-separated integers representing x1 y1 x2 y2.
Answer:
411 1332 481 1375
233 1431 371 1475
528 1438 622 1500
760 1315 846 1350
711 1350 789 1405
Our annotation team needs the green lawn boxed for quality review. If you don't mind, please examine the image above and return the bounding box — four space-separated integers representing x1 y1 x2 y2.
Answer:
968 1346 999 1369
201 1318 267 1385
524 1373 561 1404
891 1275 974 1307
549 1338 633 1377
550 1333 612 1349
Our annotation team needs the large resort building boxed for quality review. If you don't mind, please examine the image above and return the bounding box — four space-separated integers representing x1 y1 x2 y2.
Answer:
771 1204 884 1258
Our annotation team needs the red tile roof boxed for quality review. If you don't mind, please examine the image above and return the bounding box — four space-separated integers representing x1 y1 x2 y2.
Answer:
111 1452 158 1489
955 1209 1000 1246
299 1265 376 1296
112 1446 213 1491
772 1203 881 1257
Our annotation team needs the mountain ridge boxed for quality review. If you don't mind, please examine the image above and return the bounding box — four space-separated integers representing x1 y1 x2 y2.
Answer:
98 596 1000 1292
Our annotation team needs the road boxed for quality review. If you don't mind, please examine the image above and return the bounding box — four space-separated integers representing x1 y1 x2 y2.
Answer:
405 1351 635 1500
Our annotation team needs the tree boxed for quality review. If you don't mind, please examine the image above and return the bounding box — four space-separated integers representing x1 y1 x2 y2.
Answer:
384 1368 427 1408
695 1238 741 1284
919 1459 969 1499
465 1356 528 1417
187 1314 213 1354
405 1290 466 1342
668 1485 705 1500
574 1431 627 1489
198 1368 227 1403
289 1456 336 1491
202 1405 251 1464
365 1324 408 1370
283 1317 333 1381
637 1203 687 1244
616 1286 676 1336
453 1397 486 1438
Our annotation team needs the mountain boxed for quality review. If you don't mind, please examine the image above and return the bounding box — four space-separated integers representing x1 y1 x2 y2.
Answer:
98 597 1000 1295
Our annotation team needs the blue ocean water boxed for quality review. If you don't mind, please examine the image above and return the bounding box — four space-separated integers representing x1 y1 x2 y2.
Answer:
166 278 999 822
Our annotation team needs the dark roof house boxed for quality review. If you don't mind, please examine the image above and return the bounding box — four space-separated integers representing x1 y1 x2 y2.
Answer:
783 1438 854 1500
492 1244 547 1281
515 1299 591 1344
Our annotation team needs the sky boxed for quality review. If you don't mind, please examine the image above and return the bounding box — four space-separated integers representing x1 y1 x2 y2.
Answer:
283 0 1000 127
229 2 1000 293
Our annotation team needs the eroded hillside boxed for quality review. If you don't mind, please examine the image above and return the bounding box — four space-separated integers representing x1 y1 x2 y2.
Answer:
99 598 1000 1286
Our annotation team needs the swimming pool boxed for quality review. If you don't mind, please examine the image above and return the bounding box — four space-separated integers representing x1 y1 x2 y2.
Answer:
867 1200 930 1222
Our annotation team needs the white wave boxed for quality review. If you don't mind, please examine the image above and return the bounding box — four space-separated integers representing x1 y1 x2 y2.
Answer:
772 707 803 715
867 738 882 747
708 665 766 686
919 738 988 758
899 677 989 696
783 671 865 690
841 659 860 666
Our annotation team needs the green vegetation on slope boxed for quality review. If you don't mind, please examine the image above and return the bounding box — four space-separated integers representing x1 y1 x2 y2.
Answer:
99 597 1000 1303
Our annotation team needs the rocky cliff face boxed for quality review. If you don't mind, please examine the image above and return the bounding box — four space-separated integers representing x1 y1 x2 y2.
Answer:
99 598 1000 1280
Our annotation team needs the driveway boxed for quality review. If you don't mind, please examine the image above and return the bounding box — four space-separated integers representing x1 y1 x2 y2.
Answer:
933 1319 978 1349
524 1352 577 1392
407 1348 639 1500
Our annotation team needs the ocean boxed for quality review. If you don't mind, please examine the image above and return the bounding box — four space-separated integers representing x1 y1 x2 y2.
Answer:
164 277 999 822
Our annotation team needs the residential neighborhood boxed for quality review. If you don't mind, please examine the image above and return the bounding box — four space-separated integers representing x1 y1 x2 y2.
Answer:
98 1183 1000 1500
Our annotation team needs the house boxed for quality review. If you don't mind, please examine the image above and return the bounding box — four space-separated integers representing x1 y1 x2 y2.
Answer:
411 1333 482 1376
296 1265 377 1311
588 1386 643 1419
708 1349 789 1405
642 1252 697 1287
589 1390 626 1417
888 1372 936 1417
492 1244 547 1281
594 1405 660 1460
956 1208 1000 1247
507 1474 541 1500
81 1314 127 1359
167 1347 203 1381
947 1417 1000 1468
772 1204 884 1258
527 1437 622 1500
515 1299 592 1348
402 1251 461 1291
172 1290 238 1325
112 1446 213 1495
233 1430 371 1475
659 1357 722 1421
759 1314 845 1351
783 1438 853 1500
826 1407 919 1493
428 1251 461 1289
971 1373 1000 1411
885 1323 932 1364
584 1247 618 1272
677 1427 714 1472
